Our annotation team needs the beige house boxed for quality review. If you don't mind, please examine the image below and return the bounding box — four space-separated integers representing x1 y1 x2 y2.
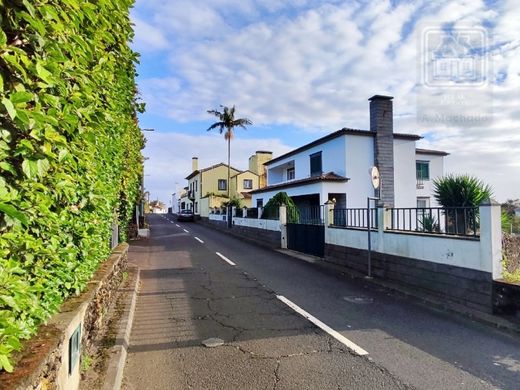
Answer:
185 152 272 216
230 170 260 207
248 151 272 188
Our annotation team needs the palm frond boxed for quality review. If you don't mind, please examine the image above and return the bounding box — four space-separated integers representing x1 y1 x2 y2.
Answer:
206 105 252 137
206 121 225 133
433 174 493 207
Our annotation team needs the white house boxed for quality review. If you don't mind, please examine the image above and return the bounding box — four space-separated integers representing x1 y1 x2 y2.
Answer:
250 95 447 210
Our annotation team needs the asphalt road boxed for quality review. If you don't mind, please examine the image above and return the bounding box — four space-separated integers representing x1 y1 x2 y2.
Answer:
124 214 520 389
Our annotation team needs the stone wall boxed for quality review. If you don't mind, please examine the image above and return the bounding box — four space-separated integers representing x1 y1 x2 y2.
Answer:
198 218 281 249
503 233 520 275
325 243 494 313
0 244 128 390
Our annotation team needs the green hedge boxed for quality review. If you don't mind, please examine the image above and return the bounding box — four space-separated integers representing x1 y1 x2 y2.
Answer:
0 0 144 371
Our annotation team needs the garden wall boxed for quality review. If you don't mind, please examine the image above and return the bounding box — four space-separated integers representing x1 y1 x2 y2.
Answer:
323 202 503 314
199 218 281 249
0 244 128 390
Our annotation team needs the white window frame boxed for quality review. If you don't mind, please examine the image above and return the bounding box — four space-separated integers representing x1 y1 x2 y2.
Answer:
243 179 253 189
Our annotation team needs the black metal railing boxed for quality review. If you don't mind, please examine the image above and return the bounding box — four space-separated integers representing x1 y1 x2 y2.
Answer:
288 205 324 225
331 208 378 229
235 208 244 217
388 207 479 237
245 208 258 219
261 207 279 220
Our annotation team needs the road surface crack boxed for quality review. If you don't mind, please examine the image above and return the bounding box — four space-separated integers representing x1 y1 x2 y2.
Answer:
273 360 281 390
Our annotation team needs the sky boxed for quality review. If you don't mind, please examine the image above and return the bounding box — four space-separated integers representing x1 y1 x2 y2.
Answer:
130 0 520 206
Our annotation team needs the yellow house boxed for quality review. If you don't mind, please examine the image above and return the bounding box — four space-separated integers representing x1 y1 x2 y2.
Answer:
248 151 272 188
185 158 241 215
230 170 260 208
185 152 272 217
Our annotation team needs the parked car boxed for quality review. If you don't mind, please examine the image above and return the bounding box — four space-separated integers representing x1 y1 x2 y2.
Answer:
177 209 194 222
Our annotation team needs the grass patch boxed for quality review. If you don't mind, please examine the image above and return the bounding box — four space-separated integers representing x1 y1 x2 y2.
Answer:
81 353 94 373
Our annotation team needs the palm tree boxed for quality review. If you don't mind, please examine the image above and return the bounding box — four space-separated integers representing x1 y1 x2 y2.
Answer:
206 105 252 197
433 174 493 234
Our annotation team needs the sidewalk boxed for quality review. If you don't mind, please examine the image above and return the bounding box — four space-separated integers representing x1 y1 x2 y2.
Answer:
121 224 409 389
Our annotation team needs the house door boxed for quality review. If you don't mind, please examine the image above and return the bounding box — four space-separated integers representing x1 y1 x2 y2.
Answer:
286 205 325 257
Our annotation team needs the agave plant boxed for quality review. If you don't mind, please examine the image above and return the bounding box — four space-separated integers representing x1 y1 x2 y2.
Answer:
418 214 439 233
433 174 493 234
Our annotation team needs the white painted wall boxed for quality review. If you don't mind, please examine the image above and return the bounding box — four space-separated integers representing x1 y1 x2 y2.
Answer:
233 217 281 231
258 133 445 210
344 135 374 208
252 181 348 207
416 153 445 207
325 203 503 275
266 135 348 182
326 226 483 271
209 213 227 222
393 139 417 208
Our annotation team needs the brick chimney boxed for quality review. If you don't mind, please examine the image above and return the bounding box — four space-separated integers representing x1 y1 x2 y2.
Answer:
369 95 394 206
192 157 198 172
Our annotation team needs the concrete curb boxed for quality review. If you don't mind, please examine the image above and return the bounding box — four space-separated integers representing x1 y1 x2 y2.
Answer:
275 249 520 336
102 265 140 390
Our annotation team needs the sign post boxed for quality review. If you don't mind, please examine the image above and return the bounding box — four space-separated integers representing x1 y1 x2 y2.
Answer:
367 167 381 278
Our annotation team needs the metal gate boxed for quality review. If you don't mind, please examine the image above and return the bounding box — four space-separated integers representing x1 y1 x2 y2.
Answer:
287 205 325 257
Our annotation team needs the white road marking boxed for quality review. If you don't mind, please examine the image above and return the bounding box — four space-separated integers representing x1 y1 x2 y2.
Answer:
215 252 236 266
175 224 180 227
194 237 204 244
276 295 369 356
183 229 189 233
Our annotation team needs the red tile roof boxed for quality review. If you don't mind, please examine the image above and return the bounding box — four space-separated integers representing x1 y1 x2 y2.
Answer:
250 172 349 194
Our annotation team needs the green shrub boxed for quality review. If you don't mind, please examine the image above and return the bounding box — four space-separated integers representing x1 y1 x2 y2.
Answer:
223 196 241 208
262 192 299 222
0 0 143 371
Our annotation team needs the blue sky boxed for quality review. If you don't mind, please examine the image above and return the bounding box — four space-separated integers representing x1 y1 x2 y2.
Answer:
130 0 520 205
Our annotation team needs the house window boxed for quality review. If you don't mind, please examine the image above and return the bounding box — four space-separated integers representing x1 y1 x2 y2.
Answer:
310 152 322 177
416 161 430 180
218 179 227 191
287 168 295 180
256 199 263 208
417 197 430 209
195 180 198 193
243 179 253 189
195 202 198 213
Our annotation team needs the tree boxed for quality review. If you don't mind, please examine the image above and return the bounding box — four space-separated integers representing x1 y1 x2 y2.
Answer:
149 200 166 211
207 106 252 197
433 174 493 234
502 199 520 218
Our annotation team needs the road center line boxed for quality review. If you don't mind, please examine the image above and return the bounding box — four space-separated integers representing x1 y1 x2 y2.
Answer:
276 295 369 356
194 237 204 244
215 252 236 266
183 228 189 233
175 224 180 227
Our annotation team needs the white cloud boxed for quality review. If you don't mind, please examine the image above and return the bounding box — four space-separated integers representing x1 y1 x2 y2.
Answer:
133 0 520 202
130 16 169 52
142 132 292 204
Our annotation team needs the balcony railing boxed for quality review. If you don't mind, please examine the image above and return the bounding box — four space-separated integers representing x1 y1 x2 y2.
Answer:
331 208 378 229
388 207 479 237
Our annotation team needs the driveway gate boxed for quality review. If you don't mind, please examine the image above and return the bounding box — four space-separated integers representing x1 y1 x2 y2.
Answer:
286 205 325 257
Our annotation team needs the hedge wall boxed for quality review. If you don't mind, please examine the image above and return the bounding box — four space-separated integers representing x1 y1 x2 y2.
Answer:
0 0 144 371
